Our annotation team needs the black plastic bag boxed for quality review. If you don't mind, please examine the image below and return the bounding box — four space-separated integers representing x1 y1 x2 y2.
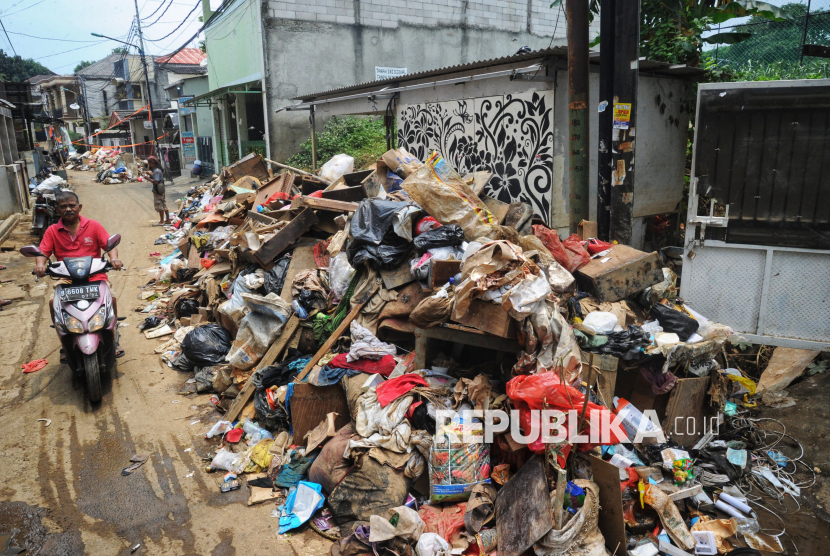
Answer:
139 316 163 330
171 352 195 372
263 254 291 296
350 199 417 245
258 348 306 389
299 288 327 311
649 303 699 341
413 224 465 254
348 239 412 270
252 364 290 430
181 323 233 367
177 299 199 318
591 325 650 360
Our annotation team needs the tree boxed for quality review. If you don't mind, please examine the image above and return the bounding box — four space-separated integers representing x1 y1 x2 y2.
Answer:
74 60 94 73
111 47 128 54
0 49 53 81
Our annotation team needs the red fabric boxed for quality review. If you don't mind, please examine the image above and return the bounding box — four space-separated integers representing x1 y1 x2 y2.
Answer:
22 359 48 373
309 190 324 198
506 373 627 454
375 374 428 407
533 225 591 273
329 354 397 377
313 240 330 268
265 191 289 204
39 216 111 281
225 428 244 443
405 400 423 419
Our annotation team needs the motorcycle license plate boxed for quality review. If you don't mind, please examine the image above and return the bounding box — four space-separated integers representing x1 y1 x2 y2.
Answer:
60 284 100 302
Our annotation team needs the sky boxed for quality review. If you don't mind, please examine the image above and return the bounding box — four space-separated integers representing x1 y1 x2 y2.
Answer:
0 0 225 75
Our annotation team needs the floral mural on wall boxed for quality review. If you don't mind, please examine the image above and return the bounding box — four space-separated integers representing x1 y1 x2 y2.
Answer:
397 90 554 221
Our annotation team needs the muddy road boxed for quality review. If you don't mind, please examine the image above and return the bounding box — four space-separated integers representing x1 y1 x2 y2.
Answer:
0 171 327 555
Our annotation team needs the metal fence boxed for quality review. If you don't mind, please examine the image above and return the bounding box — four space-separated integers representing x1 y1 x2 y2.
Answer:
711 1 830 70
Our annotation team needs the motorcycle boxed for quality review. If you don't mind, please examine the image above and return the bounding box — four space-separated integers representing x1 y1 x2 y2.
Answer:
29 166 61 240
20 235 122 403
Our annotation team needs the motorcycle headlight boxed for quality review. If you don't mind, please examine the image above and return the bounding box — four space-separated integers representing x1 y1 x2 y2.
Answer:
62 311 85 334
88 307 108 332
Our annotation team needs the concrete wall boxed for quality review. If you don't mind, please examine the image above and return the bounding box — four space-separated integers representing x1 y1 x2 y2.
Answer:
261 0 598 160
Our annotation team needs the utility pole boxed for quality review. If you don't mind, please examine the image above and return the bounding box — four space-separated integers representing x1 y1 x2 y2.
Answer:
567 0 590 233
132 0 164 173
596 0 615 240
77 78 93 144
609 0 640 244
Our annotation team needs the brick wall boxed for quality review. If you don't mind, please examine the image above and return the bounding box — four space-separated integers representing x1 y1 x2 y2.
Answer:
266 0 582 37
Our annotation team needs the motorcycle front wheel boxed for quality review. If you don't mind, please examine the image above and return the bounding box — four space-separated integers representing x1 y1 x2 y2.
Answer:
84 352 102 403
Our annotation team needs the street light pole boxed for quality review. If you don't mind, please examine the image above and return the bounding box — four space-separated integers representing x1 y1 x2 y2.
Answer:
61 85 92 145
91 31 163 168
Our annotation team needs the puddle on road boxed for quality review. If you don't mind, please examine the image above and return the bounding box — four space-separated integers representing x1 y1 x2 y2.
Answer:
0 501 84 555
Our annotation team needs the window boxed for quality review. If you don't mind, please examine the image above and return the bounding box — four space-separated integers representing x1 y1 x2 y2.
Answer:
102 90 108 112
183 114 192 132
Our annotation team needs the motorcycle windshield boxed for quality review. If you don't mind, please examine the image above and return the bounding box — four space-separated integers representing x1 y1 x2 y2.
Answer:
63 256 94 281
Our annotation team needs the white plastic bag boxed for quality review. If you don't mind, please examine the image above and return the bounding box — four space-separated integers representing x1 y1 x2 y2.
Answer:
328 252 356 302
320 153 354 183
416 533 450 556
503 274 551 319
582 311 618 334
226 293 292 369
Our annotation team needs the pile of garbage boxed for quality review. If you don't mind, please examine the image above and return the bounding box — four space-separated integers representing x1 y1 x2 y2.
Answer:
136 150 817 556
65 147 138 183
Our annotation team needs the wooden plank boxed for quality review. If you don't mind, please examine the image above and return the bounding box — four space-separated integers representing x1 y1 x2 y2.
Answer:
295 282 380 382
495 454 552 556
574 244 663 302
254 208 318 269
661 376 710 448
757 347 820 393
228 153 269 183
451 298 516 338
279 245 317 305
590 455 626 555
187 244 202 270
321 186 367 203
288 383 351 442
428 259 462 289
225 315 301 422
290 196 359 213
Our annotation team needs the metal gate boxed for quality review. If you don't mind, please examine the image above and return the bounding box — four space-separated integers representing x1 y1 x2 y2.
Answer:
197 136 215 175
165 148 182 178
681 80 830 351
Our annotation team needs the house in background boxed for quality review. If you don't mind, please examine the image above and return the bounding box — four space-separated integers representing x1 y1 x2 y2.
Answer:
193 0 598 164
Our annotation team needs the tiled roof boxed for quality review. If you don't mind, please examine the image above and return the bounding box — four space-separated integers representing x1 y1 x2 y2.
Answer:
157 48 206 65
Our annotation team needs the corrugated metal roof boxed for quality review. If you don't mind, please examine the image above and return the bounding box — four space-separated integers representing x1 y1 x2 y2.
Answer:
293 46 705 101
164 63 207 75
157 48 206 65
293 47 568 100
76 53 144 79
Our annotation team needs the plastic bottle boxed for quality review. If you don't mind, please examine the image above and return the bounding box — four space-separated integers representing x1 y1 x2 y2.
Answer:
614 397 659 440
292 300 309 319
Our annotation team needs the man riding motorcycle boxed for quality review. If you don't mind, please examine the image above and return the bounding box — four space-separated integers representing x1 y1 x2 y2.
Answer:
36 191 125 359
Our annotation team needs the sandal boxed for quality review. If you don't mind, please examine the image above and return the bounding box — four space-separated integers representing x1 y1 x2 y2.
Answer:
116 347 125 358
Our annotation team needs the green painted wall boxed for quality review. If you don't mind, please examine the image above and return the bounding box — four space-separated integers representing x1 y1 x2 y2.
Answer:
205 0 262 90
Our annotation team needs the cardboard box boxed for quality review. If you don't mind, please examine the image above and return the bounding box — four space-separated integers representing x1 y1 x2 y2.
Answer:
578 219 598 240
452 298 517 338
574 244 663 302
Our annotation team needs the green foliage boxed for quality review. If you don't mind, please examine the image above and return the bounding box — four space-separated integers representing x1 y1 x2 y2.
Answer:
74 61 94 73
0 49 52 81
727 58 830 80
716 4 829 69
286 116 389 172
806 360 829 376
111 47 128 54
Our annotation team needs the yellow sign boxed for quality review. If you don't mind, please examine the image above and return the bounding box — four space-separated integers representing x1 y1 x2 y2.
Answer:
613 103 632 129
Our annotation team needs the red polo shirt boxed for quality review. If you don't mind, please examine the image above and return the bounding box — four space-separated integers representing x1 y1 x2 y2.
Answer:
39 215 111 282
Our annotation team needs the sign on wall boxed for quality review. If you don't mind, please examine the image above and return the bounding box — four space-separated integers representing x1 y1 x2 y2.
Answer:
397 91 555 222
179 96 195 115
375 66 407 80
181 132 196 162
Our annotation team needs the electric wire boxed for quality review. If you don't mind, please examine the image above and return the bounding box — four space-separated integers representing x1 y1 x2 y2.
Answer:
0 0 46 18
0 18 17 56
5 31 99 43
144 0 202 43
144 0 176 28
33 41 108 60
141 0 171 22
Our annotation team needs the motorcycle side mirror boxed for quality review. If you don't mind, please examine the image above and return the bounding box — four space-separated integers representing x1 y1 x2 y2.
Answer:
20 245 46 258
105 234 121 252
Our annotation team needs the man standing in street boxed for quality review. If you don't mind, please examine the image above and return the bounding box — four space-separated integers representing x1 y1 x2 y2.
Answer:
145 156 170 226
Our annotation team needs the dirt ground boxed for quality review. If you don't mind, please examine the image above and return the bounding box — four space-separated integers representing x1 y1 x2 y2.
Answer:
1 170 828 555
0 171 329 555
